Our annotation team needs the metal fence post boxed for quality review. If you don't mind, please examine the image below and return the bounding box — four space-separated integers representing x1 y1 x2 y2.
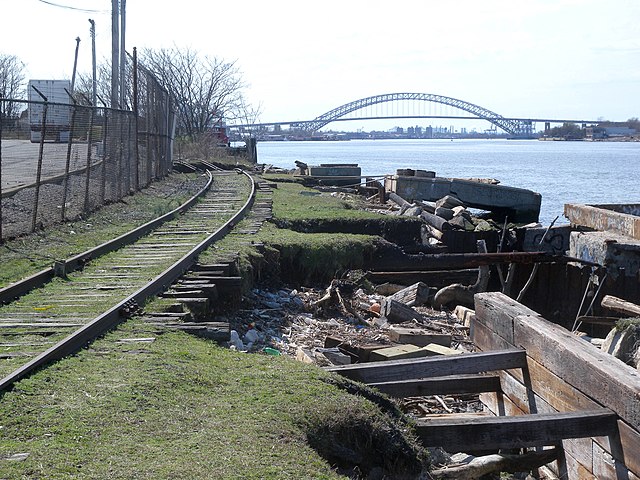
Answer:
101 109 109 204
62 99 79 222
117 113 124 199
31 102 48 232
133 47 140 191
0 103 3 243
83 106 95 213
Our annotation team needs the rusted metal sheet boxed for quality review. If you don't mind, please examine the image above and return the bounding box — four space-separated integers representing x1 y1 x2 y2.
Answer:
564 203 640 240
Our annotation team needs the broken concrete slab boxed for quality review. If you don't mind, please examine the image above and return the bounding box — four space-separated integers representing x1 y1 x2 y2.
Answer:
385 175 541 223
569 230 640 276
565 203 640 240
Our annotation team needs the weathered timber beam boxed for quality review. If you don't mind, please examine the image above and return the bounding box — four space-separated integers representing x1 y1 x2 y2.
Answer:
389 192 411 208
576 315 621 326
325 348 526 384
369 373 502 398
416 408 618 451
371 252 598 272
366 269 479 288
601 295 640 317
474 292 640 430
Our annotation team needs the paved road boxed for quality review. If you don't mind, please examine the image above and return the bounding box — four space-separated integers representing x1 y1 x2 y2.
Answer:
1 139 95 192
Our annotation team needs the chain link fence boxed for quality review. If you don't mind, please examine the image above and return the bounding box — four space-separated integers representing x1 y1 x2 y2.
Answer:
0 62 174 242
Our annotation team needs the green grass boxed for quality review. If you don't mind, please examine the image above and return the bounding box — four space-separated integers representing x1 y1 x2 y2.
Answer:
200 178 418 286
271 182 385 223
0 173 430 478
0 173 206 288
0 320 427 479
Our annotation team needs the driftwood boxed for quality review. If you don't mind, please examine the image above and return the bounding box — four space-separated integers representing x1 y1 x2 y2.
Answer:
430 448 559 479
420 211 451 232
313 280 367 323
381 299 428 324
388 192 411 209
432 241 490 309
385 282 430 307
601 295 640 317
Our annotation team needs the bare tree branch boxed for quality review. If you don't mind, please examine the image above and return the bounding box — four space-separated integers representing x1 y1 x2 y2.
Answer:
140 46 256 140
0 54 27 123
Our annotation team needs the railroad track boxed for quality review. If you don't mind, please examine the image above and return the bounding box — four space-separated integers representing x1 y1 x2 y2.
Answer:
0 167 262 392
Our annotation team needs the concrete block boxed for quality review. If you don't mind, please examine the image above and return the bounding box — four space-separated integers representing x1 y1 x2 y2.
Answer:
523 224 572 254
388 326 452 347
569 231 640 277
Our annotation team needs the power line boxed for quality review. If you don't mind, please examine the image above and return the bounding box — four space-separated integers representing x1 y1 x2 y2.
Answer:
35 0 107 13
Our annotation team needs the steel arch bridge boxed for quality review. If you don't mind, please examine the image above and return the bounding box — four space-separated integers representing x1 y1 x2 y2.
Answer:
294 93 533 137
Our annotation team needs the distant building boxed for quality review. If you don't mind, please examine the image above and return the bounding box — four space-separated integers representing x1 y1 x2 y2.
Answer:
586 125 636 140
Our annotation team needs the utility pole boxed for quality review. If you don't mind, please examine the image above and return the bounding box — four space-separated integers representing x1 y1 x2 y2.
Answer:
89 19 97 107
119 0 126 109
111 0 120 109
71 37 80 93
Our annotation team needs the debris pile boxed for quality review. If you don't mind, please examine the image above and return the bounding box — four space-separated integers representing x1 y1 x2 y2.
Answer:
223 280 472 364
388 191 506 247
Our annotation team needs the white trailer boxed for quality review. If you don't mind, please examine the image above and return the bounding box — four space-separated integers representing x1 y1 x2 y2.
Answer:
28 79 72 143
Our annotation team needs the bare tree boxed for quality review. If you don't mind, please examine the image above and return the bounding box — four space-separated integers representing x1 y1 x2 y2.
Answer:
141 46 257 139
76 61 115 107
0 54 26 126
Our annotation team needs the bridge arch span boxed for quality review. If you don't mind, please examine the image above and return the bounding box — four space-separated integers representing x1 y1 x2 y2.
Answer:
300 93 532 137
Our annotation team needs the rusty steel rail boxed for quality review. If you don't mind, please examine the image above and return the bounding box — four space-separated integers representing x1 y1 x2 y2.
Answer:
0 169 256 392
0 171 214 305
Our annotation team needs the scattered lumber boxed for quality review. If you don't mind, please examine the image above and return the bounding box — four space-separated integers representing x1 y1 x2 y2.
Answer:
371 251 561 272
388 326 451 347
325 348 527 384
601 295 640 317
415 408 617 451
389 191 411 209
369 373 501 398
575 315 620 326
380 299 428 324
384 282 430 307
366 269 479 288
420 211 451 232
430 448 559 480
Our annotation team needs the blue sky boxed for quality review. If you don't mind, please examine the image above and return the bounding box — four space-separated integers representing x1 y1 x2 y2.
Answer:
3 0 639 129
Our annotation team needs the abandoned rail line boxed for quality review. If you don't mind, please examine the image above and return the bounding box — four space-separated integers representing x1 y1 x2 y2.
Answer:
0 167 258 392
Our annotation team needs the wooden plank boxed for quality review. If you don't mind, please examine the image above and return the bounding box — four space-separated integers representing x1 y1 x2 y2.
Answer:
595 419 640 479
576 315 621 326
385 282 430 307
592 441 640 480
470 314 520 363
513 312 640 430
325 348 527 384
415 409 618 451
369 374 501 398
372 251 576 273
475 293 640 477
489 371 597 476
562 452 596 480
475 292 640 430
369 344 432 361
601 295 640 317
388 327 452 347
491 357 640 479
366 269 479 287
474 292 543 345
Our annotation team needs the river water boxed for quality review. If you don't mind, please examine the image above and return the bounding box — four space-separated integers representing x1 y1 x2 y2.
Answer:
257 139 640 226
